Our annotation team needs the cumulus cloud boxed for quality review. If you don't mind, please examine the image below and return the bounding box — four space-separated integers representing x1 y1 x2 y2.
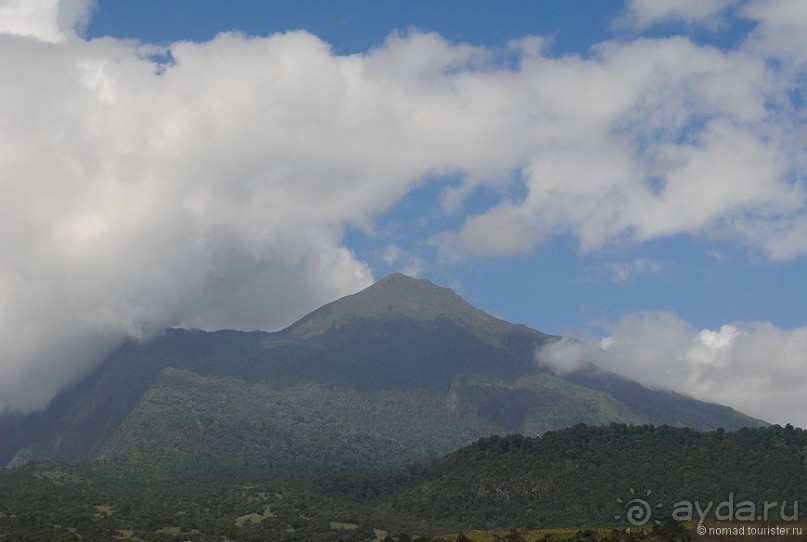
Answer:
1 1 807 412
436 28 807 258
0 27 395 411
743 0 807 64
539 312 807 427
0 0 94 42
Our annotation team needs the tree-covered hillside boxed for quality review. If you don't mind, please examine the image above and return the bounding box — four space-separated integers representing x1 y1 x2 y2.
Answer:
387 423 807 530
1 424 804 541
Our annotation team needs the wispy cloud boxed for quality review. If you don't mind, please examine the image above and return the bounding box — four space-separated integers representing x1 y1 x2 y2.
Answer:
616 0 741 30
590 258 671 284
382 244 425 277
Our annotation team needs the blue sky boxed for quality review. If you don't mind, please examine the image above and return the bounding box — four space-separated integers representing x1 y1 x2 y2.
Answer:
86 1 622 57
1 0 806 426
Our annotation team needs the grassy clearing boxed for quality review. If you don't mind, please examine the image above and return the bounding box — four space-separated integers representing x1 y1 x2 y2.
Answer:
94 504 114 516
114 529 148 541
330 521 359 530
235 504 275 527
35 468 83 484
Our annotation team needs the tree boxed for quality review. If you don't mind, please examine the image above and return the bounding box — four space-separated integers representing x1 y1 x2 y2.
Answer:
651 519 692 542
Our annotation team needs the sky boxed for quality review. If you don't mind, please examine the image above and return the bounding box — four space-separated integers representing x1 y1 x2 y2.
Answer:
0 0 806 427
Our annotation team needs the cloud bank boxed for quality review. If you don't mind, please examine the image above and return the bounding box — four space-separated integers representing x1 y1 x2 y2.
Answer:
1 1 806 412
538 312 807 428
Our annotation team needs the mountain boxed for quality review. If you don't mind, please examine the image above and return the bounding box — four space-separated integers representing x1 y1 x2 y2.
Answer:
0 273 764 468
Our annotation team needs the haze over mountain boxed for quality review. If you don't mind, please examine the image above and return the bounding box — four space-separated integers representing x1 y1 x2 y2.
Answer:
0 274 764 468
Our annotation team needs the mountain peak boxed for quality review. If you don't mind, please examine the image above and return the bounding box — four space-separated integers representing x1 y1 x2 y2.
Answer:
283 273 536 341
363 273 464 312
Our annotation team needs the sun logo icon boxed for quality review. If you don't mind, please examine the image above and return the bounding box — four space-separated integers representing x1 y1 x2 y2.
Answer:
615 488 663 532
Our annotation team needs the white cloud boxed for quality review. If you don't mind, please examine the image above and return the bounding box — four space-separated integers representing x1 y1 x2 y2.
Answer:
544 312 807 427
742 0 807 64
381 244 424 277
0 0 94 42
601 258 670 284
1 2 807 412
619 0 741 30
434 204 537 259
434 30 807 259
537 337 599 375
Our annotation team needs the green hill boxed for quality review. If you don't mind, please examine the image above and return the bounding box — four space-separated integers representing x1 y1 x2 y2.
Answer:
1 424 804 541
386 423 807 530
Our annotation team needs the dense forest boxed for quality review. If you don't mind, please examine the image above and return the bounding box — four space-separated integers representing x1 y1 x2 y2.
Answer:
1 423 804 541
